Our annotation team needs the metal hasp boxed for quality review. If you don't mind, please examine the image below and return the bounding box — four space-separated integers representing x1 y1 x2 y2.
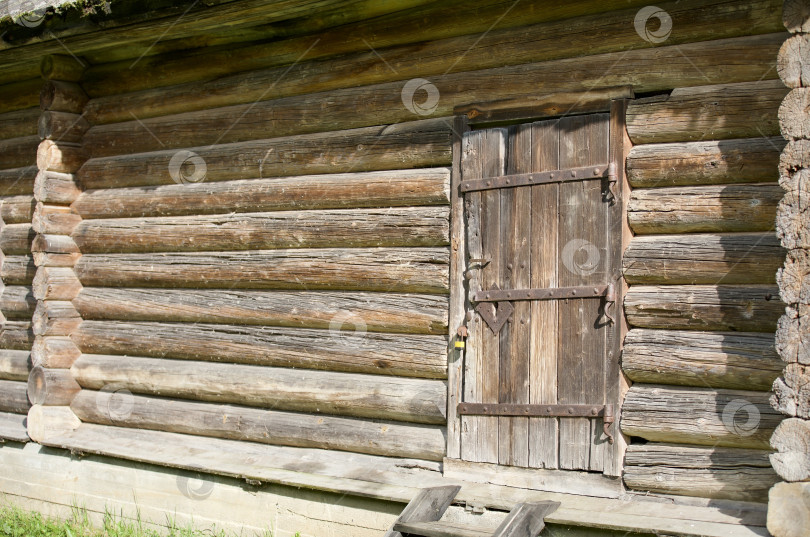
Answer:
458 403 615 444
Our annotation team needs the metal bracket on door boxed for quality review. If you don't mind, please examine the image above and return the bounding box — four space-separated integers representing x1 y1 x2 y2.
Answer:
475 297 514 333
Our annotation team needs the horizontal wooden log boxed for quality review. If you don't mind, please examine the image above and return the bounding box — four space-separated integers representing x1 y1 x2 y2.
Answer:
27 366 80 406
31 300 81 337
770 418 810 481
34 171 81 205
72 320 447 378
628 184 781 234
1 195 35 224
32 203 81 235
32 336 80 369
625 285 784 332
77 118 452 190
81 34 784 158
623 443 777 502
26 404 80 443
33 267 81 301
70 353 446 424
623 232 784 285
622 329 782 391
0 135 39 170
621 384 783 449
0 223 34 255
778 248 810 303
776 304 810 365
627 137 784 189
39 81 88 114
38 111 90 144
1 255 36 284
36 140 86 174
0 350 30 381
0 79 41 116
72 168 450 219
74 287 447 335
0 380 29 414
31 234 79 255
32 251 82 268
771 363 810 418
40 55 85 82
72 207 450 253
777 184 810 249
779 88 810 139
626 80 787 144
82 0 784 124
0 285 35 319
778 34 810 88
0 108 39 141
0 321 33 350
74 248 450 294
72 390 445 461
0 411 28 442
0 167 37 197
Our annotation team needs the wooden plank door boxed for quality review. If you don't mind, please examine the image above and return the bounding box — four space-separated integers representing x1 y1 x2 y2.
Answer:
459 112 620 474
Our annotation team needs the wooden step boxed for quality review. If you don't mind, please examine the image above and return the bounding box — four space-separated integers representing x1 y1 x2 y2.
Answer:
394 520 495 537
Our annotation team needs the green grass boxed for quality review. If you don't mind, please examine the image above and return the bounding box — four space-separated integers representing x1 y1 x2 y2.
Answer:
0 504 280 537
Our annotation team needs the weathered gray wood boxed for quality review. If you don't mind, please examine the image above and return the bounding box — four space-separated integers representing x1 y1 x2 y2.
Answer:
776 304 810 365
626 80 787 144
779 88 810 139
0 321 33 350
40 55 86 82
0 285 35 319
72 390 446 462
622 329 782 391
777 179 810 249
26 405 81 443
391 521 491 537
783 0 810 33
771 363 810 418
0 410 28 442
74 248 449 294
0 350 30 381
385 485 460 537
0 223 34 255
0 79 40 116
72 168 450 219
628 184 781 234
623 232 784 285
624 285 784 332
71 207 450 253
778 34 810 88
33 171 82 205
0 380 29 414
770 418 810 481
31 300 81 337
31 234 80 256
32 203 81 235
77 119 452 189
626 138 784 188
1 195 35 224
621 384 783 449
36 140 86 174
0 167 37 197
0 135 39 171
1 255 36 285
624 443 778 502
72 320 447 379
39 81 88 114
38 111 90 144
32 336 81 369
33 267 81 301
0 108 39 141
27 366 80 406
492 501 560 537
779 249 810 303
70 353 446 424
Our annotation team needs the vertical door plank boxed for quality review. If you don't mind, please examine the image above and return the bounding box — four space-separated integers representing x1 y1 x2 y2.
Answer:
499 125 531 467
528 120 560 469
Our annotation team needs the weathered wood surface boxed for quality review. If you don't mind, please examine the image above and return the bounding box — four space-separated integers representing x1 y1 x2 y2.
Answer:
31 336 80 369
778 34 810 88
624 443 778 502
72 168 450 219
626 80 787 144
621 384 782 449
26 404 81 443
27 366 80 406
31 234 80 256
32 203 81 235
73 288 447 335
77 119 452 190
779 249 810 303
780 139 810 175
622 329 782 391
0 411 28 442
71 207 450 253
1 195 35 224
0 285 35 319
777 304 810 365
34 171 82 205
33 267 82 301
771 363 810 418
626 137 784 188
623 232 784 284
0 108 39 141
0 321 33 350
779 88 810 139
1 256 36 285
625 285 784 332
783 0 810 33
72 390 445 461
80 34 784 159
0 136 39 171
777 177 810 249
38 111 90 144
36 140 85 174
0 223 34 255
74 248 449 294
72 320 447 378
70 353 446 424
0 349 30 381
40 55 86 82
0 380 29 414
31 300 81 337
628 184 781 234
770 418 810 481
39 81 88 114
0 167 37 197
82 0 784 124
0 79 41 116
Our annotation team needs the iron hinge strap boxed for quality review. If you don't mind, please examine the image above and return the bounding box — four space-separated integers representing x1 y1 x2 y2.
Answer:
472 285 611 303
460 164 610 193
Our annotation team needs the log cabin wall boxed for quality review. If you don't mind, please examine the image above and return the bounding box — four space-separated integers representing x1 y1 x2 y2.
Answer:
8 0 792 510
